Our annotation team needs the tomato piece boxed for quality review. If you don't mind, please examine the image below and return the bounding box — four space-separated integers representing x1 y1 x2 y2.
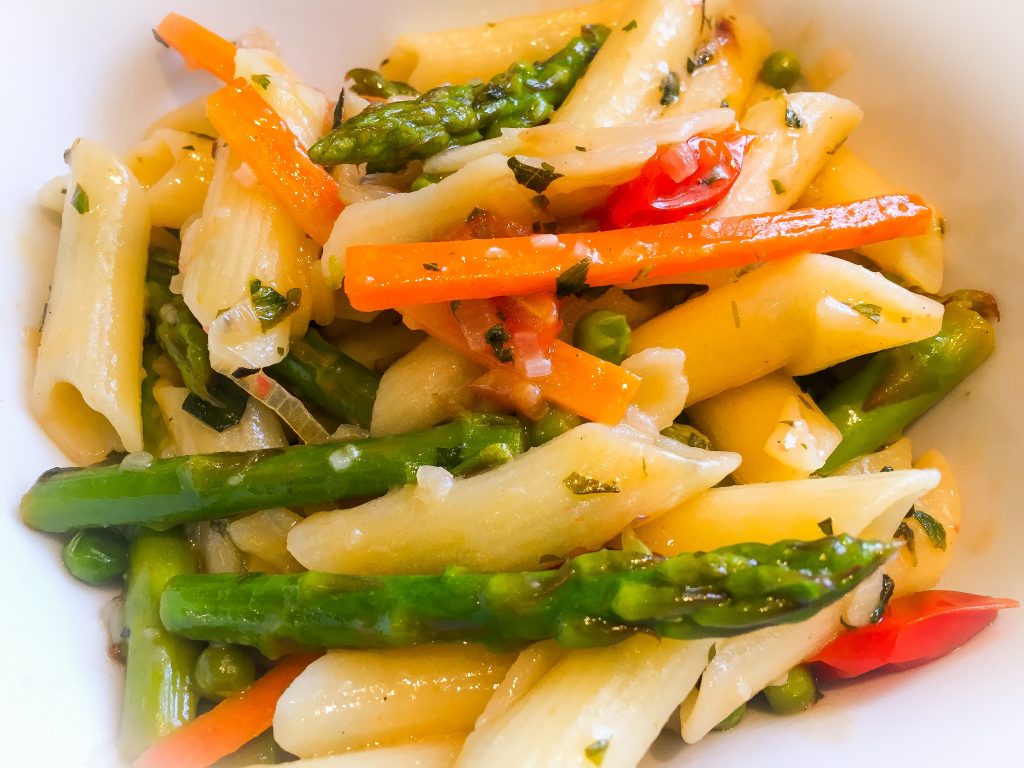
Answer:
452 294 563 378
603 131 753 229
811 590 1018 679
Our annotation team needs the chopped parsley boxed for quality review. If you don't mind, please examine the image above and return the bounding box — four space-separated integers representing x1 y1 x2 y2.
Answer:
450 300 462 313
555 258 592 297
332 89 345 130
564 472 620 495
507 157 563 193
485 323 513 363
622 19 638 31
660 71 680 106
770 178 787 195
249 278 301 332
785 106 804 129
584 739 610 765
686 48 714 74
894 520 917 564
847 302 883 323
182 144 196 151
869 574 896 624
422 262 441 272
575 145 588 152
251 73 272 90
700 167 727 186
70 184 89 214
817 517 834 536
907 507 947 550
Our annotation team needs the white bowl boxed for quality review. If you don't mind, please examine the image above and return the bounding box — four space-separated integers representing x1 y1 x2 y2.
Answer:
1 1 1021 766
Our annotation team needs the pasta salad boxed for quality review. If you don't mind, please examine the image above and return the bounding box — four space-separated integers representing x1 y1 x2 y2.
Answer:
21 2 1015 766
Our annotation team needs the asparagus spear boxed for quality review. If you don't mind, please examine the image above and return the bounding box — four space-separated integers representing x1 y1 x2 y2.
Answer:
21 416 525 532
160 536 892 657
308 25 610 172
121 528 200 759
817 294 996 474
266 329 379 430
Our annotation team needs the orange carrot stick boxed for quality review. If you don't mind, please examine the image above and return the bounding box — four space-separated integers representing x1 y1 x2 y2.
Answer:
135 653 318 768
207 78 344 245
154 13 237 83
403 304 641 424
346 194 932 311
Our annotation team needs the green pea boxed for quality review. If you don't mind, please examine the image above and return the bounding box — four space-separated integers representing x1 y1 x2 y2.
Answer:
661 422 712 450
62 529 128 585
572 310 631 365
713 702 746 731
527 407 584 446
759 50 802 89
762 664 819 715
195 645 256 701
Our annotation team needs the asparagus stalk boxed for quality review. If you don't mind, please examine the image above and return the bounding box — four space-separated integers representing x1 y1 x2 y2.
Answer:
308 25 610 172
21 416 525 532
266 329 379 430
121 528 200 759
160 536 892 657
817 296 995 475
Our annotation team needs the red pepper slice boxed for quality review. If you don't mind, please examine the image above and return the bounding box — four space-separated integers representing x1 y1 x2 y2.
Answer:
602 131 753 229
811 590 1018 679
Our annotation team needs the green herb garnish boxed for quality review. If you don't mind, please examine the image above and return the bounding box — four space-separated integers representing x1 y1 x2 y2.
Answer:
508 158 563 193
660 71 680 106
622 19 637 31
847 302 883 324
485 323 513 363
251 74 271 90
70 184 89 214
555 258 592 297
249 279 301 332
564 472 620 495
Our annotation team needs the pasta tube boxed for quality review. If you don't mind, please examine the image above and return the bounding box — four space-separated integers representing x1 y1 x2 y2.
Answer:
274 646 513 757
380 0 627 90
241 741 461 768
126 129 216 229
687 371 841 482
797 146 945 292
33 139 149 464
287 423 740 574
630 253 944 403
455 637 713 768
636 468 940 554
553 0 705 128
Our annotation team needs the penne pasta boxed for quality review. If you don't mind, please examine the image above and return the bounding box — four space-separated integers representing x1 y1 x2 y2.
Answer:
370 338 484 437
797 146 945 292
553 0 705 129
153 383 286 454
662 12 772 118
287 423 739 574
241 740 461 768
126 129 216 229
686 371 842 482
630 253 944 404
713 91 863 217
636 468 940 554
274 646 513 757
380 0 627 90
455 636 713 768
33 139 150 464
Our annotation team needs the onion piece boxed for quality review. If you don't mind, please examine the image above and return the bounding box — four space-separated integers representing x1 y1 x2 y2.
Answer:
235 371 330 444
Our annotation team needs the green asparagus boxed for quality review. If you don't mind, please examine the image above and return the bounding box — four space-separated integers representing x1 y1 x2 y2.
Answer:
308 25 610 172
160 536 892 657
21 416 525 532
121 529 201 759
266 329 379 429
817 294 995 474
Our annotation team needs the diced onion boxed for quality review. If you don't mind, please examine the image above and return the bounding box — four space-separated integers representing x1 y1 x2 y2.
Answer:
235 372 330 444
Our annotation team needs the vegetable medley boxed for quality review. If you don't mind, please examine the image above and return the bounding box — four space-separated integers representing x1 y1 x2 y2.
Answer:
23 2 1015 767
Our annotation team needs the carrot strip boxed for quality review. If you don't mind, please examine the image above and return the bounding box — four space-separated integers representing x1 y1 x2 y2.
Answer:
403 304 641 424
135 653 318 768
346 194 932 311
207 79 344 245
154 13 237 83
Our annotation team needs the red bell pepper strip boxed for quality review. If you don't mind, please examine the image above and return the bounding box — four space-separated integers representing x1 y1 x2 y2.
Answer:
207 78 345 245
154 13 237 83
344 194 932 311
602 132 752 229
811 590 1018 679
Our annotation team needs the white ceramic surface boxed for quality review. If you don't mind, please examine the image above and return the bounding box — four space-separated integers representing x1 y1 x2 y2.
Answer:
1 1 1021 766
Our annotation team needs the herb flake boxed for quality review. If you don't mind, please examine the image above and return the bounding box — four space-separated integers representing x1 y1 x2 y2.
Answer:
249 279 301 332
70 184 89 214
908 507 947 551
251 73 272 90
507 157 563 193
847 302 883 323
869 574 895 624
555 258 592 297
584 738 610 765
785 106 804 129
686 48 714 74
485 323 513 363
817 517 834 536
894 520 917 565
423 262 441 272
622 19 638 31
770 178 787 195
564 472 620 495
660 71 680 106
